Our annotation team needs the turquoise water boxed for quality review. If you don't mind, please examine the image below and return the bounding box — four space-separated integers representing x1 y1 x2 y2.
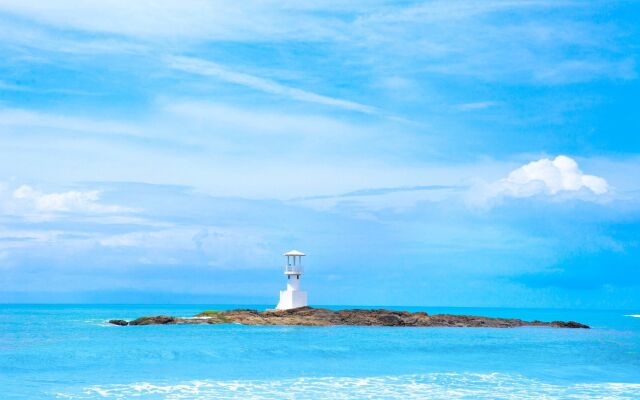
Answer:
1 305 639 399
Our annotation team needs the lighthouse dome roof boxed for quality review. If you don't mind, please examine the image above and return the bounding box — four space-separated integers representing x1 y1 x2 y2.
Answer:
284 250 306 256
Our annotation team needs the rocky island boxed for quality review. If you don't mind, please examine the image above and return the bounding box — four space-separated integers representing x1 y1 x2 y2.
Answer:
109 307 589 328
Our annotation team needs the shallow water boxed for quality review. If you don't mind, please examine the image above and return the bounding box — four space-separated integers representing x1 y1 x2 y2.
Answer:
1 305 639 399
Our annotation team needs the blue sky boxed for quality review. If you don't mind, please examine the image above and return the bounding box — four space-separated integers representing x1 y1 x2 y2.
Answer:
0 1 639 308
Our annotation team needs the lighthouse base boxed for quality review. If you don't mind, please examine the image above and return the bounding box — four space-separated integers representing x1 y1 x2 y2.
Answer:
276 290 308 310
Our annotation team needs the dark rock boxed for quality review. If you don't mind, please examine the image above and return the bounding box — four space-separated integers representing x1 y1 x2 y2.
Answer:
129 316 176 325
378 314 405 326
108 319 129 326
111 308 590 329
551 320 591 329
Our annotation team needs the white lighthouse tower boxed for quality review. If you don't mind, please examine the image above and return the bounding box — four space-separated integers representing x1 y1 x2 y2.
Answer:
276 250 308 310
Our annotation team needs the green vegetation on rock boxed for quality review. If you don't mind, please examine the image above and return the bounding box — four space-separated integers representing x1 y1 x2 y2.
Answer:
195 310 230 322
196 310 222 316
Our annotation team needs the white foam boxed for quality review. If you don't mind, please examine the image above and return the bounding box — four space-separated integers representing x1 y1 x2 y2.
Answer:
55 373 640 400
624 314 640 318
78 319 115 327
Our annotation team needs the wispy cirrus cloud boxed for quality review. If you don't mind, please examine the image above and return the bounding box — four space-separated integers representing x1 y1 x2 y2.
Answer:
0 0 344 41
455 101 499 111
1 0 629 87
352 1 634 84
167 56 376 114
0 108 143 138
293 185 461 201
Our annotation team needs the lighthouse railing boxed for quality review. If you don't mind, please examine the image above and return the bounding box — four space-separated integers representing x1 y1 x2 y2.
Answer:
284 265 304 274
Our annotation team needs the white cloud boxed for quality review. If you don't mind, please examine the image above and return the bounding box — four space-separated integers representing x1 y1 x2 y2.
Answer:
455 101 498 111
0 102 439 200
0 107 147 139
473 155 609 205
98 226 271 268
167 56 376 114
353 1 632 84
0 1 568 42
9 184 130 215
0 0 345 41
0 0 631 86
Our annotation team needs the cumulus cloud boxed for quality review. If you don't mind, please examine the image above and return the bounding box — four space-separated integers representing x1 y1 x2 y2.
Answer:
473 155 610 205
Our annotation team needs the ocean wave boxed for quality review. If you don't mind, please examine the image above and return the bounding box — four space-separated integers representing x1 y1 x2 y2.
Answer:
75 319 116 327
55 373 640 399
624 314 640 318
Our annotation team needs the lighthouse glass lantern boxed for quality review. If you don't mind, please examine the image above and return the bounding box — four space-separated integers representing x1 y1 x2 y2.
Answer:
276 250 308 310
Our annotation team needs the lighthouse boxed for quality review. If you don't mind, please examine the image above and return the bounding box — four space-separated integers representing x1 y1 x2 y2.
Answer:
276 250 308 310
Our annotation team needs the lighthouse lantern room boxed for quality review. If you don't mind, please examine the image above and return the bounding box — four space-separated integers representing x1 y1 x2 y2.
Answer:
276 250 308 310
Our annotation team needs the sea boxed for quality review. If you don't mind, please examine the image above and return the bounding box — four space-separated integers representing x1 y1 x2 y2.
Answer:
1 304 639 399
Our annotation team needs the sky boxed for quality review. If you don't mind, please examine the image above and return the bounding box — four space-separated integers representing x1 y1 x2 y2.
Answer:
0 1 639 308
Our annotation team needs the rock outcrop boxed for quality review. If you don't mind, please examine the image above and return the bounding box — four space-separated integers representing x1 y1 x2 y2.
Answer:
108 307 589 329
